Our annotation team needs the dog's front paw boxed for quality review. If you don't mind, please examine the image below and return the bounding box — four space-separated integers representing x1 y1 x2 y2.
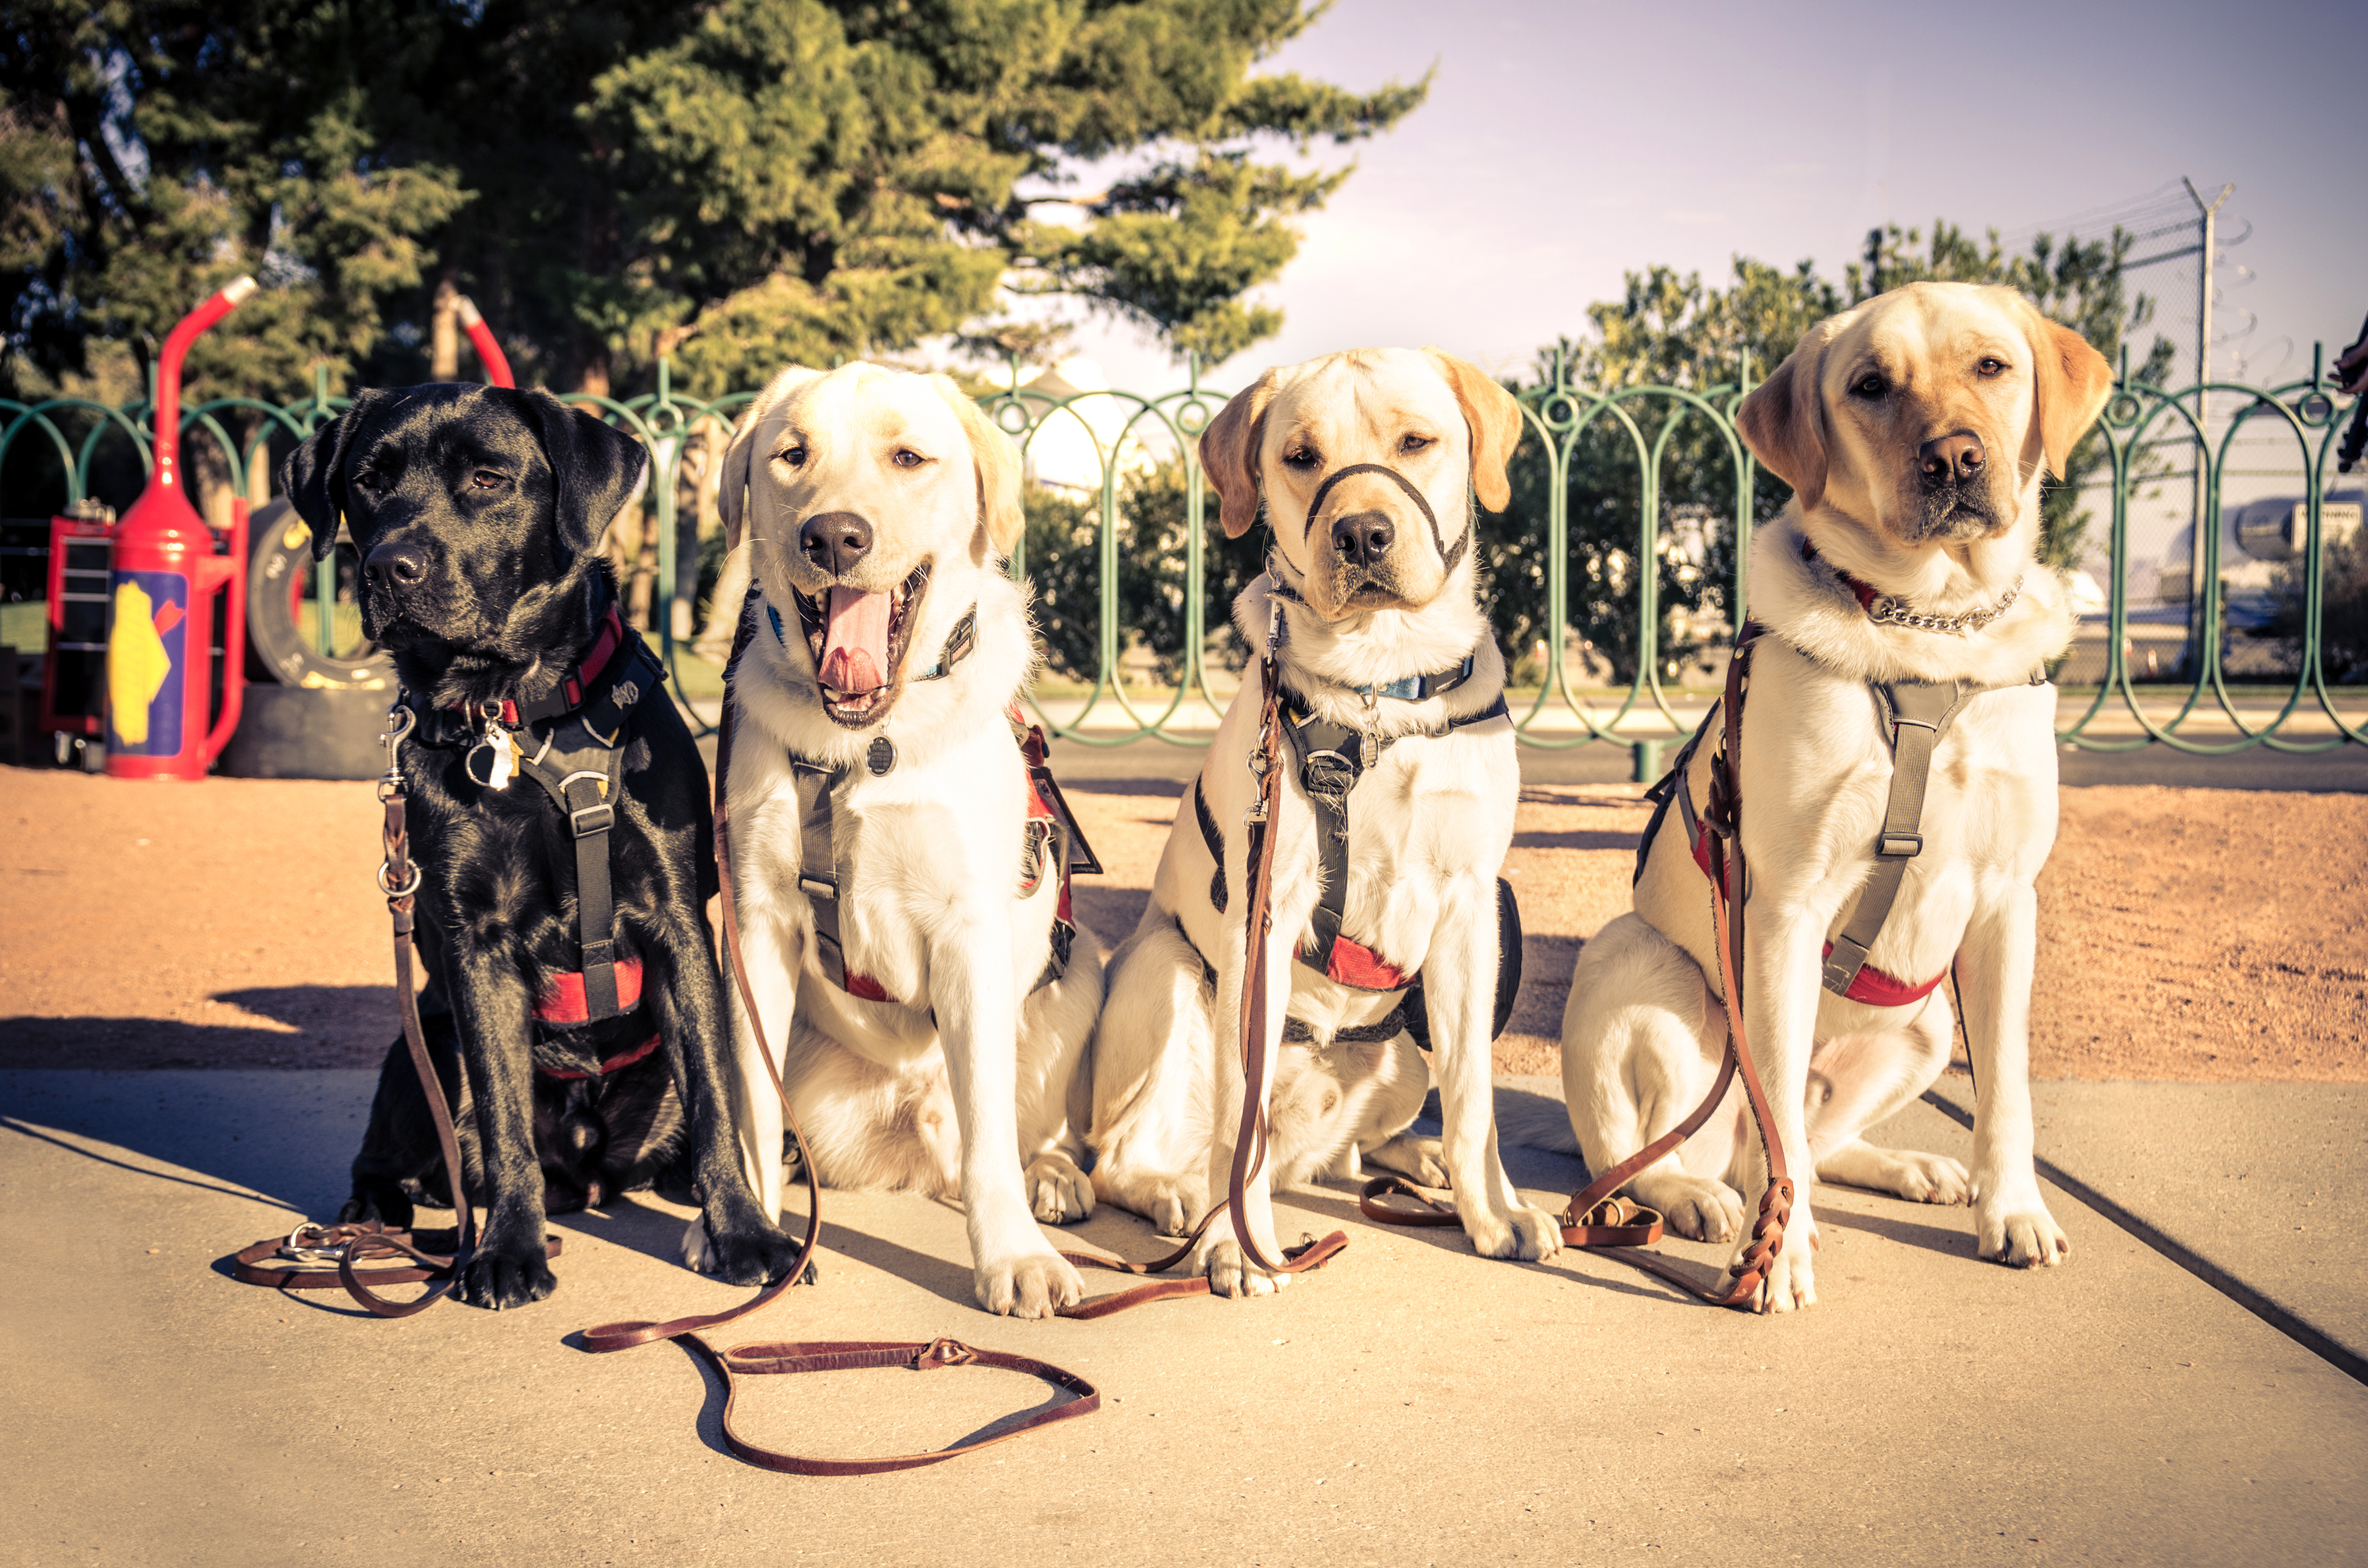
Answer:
1195 1235 1290 1299
1734 1222 1818 1314
1026 1152 1095 1225
1891 1150 1972 1206
1465 1203 1562 1262
456 1240 558 1311
1978 1196 2070 1268
338 1183 413 1232
1635 1174 1744 1242
1364 1134 1448 1188
974 1248 1084 1318
697 1213 804 1286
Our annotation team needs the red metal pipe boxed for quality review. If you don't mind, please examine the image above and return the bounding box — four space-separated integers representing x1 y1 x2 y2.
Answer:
455 295 515 388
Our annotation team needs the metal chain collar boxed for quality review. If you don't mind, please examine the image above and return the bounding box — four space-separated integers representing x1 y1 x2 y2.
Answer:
1863 574 2024 636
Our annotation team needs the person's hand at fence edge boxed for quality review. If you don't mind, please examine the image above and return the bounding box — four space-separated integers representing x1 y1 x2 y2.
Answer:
2335 314 2368 397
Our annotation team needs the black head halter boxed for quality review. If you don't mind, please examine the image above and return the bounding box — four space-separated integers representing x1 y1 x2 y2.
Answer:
1297 462 1471 578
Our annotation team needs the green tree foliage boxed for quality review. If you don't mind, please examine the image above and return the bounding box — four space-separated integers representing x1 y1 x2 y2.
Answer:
2 0 1423 405
1486 260 1841 684
1024 455 1261 683
1 0 467 403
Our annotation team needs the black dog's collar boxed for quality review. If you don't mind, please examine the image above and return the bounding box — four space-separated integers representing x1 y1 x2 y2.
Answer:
402 593 656 752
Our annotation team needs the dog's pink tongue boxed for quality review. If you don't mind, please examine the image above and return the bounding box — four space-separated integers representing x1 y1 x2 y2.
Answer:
818 587 892 694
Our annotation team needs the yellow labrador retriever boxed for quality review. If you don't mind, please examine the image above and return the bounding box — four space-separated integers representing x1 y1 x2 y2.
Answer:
1089 347 1563 1296
700 362 1102 1318
1558 282 2112 1310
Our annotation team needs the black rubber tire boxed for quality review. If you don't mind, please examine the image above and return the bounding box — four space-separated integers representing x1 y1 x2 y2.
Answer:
246 497 395 689
218 684 393 780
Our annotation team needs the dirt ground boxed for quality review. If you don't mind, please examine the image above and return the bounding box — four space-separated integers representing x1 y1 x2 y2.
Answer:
1 763 2360 1081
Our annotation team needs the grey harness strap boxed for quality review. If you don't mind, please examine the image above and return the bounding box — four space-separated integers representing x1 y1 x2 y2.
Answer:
1817 679 1979 997
789 759 863 994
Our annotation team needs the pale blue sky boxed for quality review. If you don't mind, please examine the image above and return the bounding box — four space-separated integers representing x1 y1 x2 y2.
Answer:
1045 0 2368 394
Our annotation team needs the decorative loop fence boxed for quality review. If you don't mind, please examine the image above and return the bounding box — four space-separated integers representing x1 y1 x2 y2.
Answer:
5 352 2361 768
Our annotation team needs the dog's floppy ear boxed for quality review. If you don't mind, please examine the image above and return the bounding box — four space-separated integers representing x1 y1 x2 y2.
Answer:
1736 327 1831 512
931 375 1026 558
281 389 392 560
1199 368 1279 540
1424 348 1524 514
717 367 817 554
505 389 648 558
2018 300 2115 480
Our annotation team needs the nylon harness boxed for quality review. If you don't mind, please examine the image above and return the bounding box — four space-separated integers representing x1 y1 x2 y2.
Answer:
1634 606 2044 1011
763 588 1099 1006
789 705 1101 1007
396 583 670 1063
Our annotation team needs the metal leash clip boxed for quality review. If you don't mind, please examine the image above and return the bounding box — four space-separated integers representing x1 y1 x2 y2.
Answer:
376 702 415 802
275 1222 356 1265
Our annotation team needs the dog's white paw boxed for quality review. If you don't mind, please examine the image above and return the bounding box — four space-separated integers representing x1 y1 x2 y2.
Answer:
1636 1174 1745 1242
1364 1134 1448 1189
1026 1152 1095 1225
1736 1222 1819 1314
1978 1198 2070 1268
974 1248 1084 1318
1467 1202 1562 1262
1888 1150 1972 1207
1194 1234 1291 1299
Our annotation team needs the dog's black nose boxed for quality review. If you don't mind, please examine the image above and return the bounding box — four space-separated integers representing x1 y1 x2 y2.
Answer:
1331 511 1396 567
1918 432 1985 483
799 512 874 576
365 541 432 588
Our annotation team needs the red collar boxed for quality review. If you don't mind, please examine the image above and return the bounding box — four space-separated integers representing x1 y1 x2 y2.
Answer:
450 602 629 730
1800 538 1882 612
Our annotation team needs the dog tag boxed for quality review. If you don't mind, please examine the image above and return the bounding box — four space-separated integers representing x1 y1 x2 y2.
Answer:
467 726 517 790
865 736 895 776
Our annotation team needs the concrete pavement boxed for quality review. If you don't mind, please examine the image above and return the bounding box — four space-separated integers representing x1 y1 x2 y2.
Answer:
4 1067 2362 1566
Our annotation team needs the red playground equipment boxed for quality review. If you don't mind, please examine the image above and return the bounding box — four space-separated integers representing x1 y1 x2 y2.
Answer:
457 295 516 388
102 276 256 780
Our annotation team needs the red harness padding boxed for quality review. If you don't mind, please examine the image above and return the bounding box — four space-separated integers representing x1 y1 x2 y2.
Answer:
534 956 645 1022
531 956 661 1079
1315 934 1408 991
1683 807 1945 1009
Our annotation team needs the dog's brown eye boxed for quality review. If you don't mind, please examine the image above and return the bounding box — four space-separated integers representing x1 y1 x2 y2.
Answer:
891 448 925 469
1282 447 1319 470
781 445 806 467
469 470 503 489
1398 433 1434 454
1852 374 1886 398
1977 357 2007 377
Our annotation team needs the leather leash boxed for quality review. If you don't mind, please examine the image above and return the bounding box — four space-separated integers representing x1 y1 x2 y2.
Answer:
1356 629 1795 1309
228 703 553 1313
578 606 1097 1473
1054 598 1352 1316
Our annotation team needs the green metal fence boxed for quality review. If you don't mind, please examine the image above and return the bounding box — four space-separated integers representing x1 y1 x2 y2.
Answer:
5 351 2361 766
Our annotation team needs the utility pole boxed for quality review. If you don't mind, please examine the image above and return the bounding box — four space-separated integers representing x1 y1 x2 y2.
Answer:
2181 177 2234 673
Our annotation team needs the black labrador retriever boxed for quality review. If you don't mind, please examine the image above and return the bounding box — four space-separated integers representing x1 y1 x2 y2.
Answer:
284 383 796 1309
